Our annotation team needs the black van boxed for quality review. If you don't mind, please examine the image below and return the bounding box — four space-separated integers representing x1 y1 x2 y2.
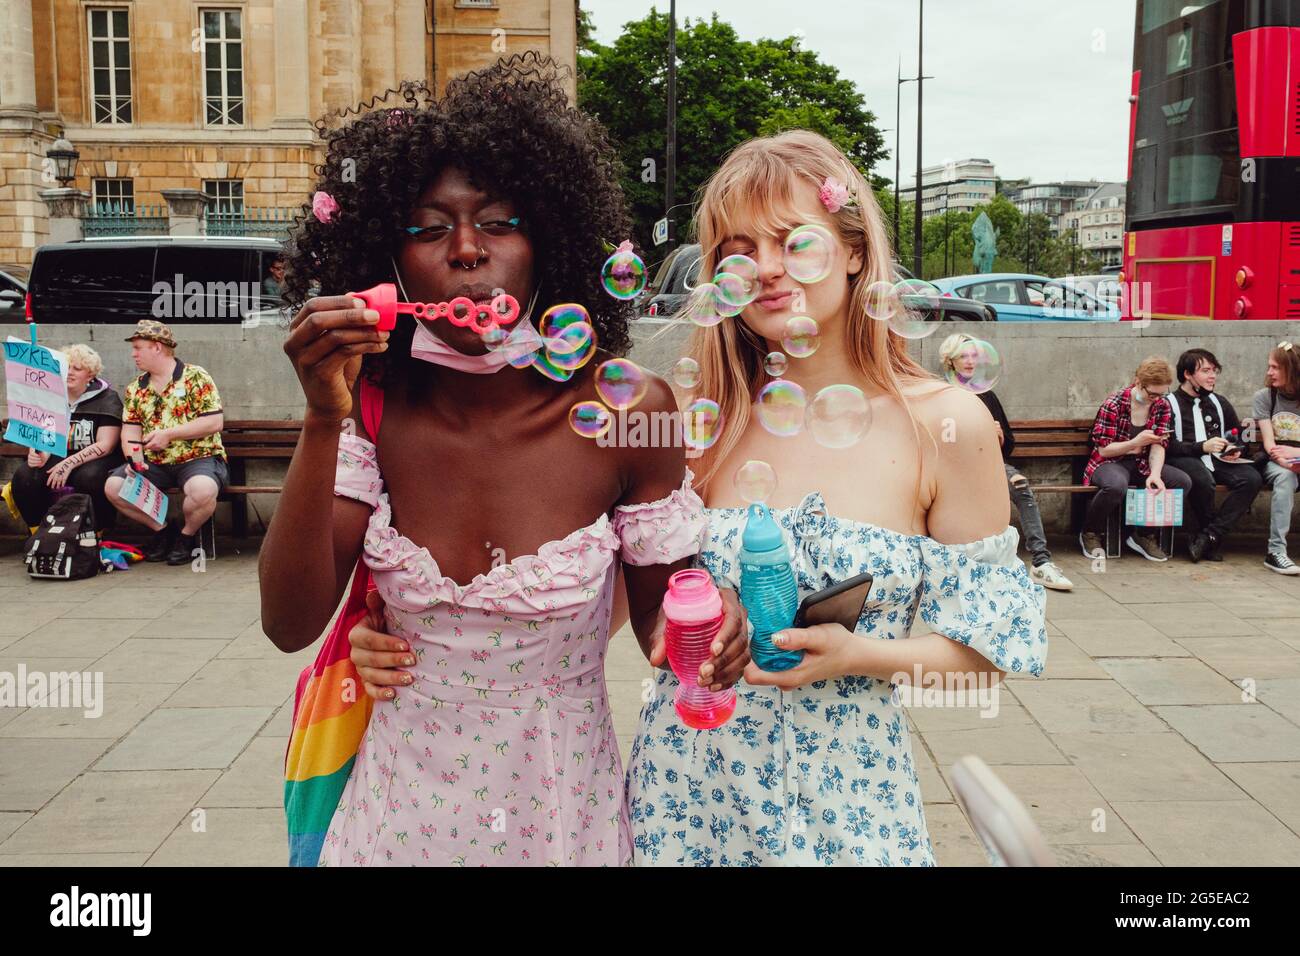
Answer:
25 236 287 324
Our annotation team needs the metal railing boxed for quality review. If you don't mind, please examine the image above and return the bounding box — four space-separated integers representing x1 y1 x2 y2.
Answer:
83 203 169 238
204 206 297 239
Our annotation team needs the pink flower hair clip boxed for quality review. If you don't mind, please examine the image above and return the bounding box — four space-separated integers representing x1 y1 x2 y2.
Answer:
312 190 339 224
818 177 857 214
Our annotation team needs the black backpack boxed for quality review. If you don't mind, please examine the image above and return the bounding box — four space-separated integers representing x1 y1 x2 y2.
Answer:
25 493 100 581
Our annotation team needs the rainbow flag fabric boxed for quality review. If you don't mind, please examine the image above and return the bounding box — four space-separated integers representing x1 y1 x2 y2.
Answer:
283 565 375 866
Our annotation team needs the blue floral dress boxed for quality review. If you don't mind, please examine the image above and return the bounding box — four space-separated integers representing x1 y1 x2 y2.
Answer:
625 492 1048 866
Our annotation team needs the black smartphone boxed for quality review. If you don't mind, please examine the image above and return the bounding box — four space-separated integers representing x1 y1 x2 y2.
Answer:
792 572 875 631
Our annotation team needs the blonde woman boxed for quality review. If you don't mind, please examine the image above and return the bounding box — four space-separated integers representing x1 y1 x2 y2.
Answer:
1080 357 1192 562
625 131 1047 866
939 333 1072 590
10 343 124 533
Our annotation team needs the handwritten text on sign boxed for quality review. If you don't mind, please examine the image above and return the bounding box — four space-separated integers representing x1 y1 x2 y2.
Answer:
119 469 168 525
3 337 69 458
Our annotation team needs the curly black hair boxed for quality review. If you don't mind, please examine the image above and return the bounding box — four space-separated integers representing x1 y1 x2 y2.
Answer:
282 53 637 386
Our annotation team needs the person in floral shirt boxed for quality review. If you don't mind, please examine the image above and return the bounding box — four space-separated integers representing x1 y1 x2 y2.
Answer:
104 320 228 565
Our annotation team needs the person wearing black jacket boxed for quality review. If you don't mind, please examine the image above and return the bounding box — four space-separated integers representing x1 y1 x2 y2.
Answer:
941 333 1073 590
1165 349 1263 562
10 344 125 533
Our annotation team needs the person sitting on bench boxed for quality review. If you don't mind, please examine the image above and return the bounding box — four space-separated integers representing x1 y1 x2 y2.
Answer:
1254 342 1300 576
104 320 228 565
1164 348 1263 563
1080 357 1193 562
940 334 1073 591
9 344 125 534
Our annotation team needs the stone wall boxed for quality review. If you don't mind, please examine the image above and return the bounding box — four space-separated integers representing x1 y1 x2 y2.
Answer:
3 320 1296 546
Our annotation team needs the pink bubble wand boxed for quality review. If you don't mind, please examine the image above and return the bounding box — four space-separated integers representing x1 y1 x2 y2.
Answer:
346 282 521 335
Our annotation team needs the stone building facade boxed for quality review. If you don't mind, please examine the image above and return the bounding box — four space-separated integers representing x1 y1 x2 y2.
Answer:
0 0 577 267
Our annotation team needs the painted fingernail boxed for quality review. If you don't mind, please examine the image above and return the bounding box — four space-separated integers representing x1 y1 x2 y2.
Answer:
352 298 366 310
364 309 380 323
402 673 414 684
385 690 395 699
773 633 787 646
403 656 416 666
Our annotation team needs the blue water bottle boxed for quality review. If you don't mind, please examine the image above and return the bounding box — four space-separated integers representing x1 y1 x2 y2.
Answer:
739 503 802 671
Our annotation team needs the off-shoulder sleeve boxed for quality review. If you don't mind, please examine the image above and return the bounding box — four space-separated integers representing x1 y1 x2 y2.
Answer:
335 431 384 508
915 526 1048 676
611 468 708 566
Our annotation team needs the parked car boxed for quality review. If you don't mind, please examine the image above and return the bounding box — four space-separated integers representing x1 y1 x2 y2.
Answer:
646 244 994 321
1056 274 1121 307
931 273 1120 321
646 244 704 317
0 265 27 315
24 236 286 325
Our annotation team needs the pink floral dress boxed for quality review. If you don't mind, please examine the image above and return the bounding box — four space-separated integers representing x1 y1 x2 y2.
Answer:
317 433 706 866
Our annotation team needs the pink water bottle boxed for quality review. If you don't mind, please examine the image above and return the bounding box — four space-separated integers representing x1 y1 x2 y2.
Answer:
662 569 736 730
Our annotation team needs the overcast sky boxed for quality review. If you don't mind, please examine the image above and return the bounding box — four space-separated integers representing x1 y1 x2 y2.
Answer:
581 0 1136 186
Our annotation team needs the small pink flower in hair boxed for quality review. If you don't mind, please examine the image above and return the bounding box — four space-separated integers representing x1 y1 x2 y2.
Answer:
386 109 413 128
312 190 339 224
818 177 853 214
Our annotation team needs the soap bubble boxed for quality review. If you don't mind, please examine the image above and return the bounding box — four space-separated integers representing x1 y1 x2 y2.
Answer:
764 351 789 377
716 254 760 285
683 398 724 451
887 279 942 339
806 384 872 449
711 280 747 318
540 303 589 338
734 459 778 504
943 338 1002 394
714 255 760 309
672 357 701 389
714 272 757 311
569 401 612 439
781 316 821 358
783 224 834 284
755 379 807 437
545 321 596 371
501 320 545 368
601 249 647 300
864 280 901 321
683 284 725 327
481 326 508 351
594 359 649 410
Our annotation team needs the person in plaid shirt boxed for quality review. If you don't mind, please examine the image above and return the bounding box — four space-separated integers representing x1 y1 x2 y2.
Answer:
1080 357 1193 562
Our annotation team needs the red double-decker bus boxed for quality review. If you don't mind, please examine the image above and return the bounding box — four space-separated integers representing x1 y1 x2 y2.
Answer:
1122 0 1300 319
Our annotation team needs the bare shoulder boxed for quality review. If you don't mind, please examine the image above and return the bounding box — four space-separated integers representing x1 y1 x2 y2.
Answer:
902 381 994 441
611 368 689 497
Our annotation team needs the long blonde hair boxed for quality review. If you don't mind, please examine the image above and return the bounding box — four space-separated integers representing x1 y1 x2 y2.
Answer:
682 129 937 490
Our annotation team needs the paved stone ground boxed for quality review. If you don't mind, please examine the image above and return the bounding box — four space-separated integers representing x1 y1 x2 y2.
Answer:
1 536 1298 867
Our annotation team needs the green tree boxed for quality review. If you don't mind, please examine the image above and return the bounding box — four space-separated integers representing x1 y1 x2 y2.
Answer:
578 11 888 249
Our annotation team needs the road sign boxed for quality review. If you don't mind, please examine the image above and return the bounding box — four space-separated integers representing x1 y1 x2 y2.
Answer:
653 217 669 246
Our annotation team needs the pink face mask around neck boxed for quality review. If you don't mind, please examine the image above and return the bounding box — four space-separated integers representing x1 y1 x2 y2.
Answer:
409 320 512 374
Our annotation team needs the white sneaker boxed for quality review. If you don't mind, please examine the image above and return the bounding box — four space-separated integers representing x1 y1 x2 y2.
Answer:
1264 552 1300 576
1031 562 1074 591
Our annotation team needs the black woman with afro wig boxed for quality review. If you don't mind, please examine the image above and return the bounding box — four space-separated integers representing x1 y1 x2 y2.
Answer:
260 53 748 866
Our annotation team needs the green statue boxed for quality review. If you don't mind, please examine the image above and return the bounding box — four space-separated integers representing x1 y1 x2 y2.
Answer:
972 211 997 274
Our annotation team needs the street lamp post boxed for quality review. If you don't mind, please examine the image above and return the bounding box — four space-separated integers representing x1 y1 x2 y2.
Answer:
894 61 932 262
913 0 925 279
941 195 951 276
665 0 678 253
